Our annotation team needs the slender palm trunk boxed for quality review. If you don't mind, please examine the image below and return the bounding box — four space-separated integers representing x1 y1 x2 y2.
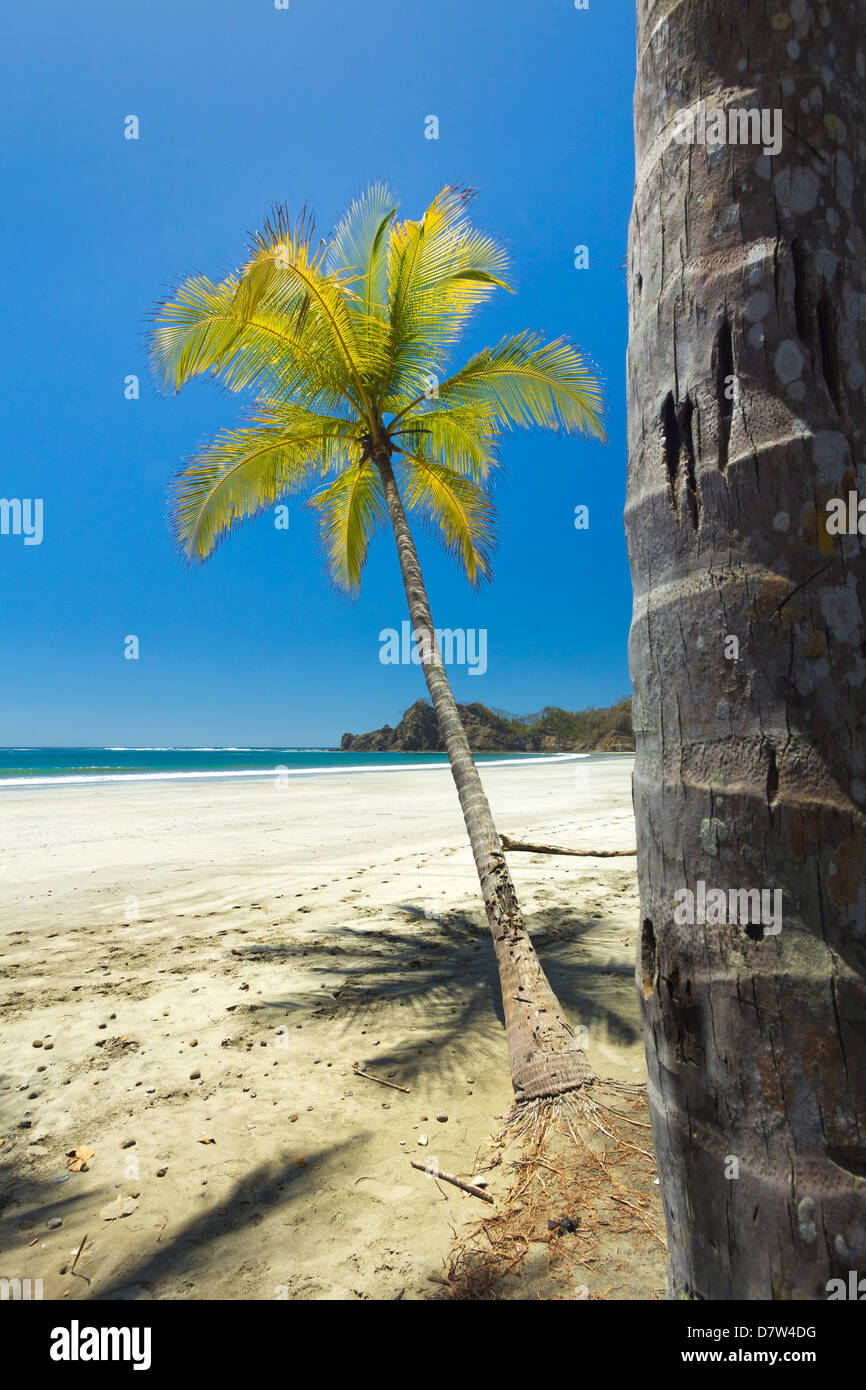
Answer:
376 451 594 1103
627 0 866 1297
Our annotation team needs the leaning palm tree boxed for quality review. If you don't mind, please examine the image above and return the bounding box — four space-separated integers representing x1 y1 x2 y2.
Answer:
151 184 604 1110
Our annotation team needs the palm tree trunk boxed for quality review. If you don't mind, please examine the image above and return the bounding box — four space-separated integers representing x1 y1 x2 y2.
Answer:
376 451 595 1103
627 0 866 1297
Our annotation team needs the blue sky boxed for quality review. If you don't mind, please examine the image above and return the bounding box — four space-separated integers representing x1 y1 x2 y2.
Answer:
0 0 636 746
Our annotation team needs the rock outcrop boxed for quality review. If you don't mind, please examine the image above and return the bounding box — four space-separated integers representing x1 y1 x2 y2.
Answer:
340 698 634 753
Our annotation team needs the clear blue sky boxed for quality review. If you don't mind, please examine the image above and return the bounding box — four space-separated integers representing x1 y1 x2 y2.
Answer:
1 0 636 746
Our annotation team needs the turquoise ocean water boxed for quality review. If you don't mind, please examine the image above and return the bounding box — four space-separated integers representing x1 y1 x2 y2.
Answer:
0 747 582 787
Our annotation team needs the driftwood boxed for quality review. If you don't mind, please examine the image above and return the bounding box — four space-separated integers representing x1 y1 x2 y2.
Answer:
500 834 636 858
410 1160 494 1203
352 1063 410 1093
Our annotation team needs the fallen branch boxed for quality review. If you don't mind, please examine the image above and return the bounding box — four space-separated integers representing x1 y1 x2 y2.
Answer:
410 1160 494 1203
352 1063 410 1094
500 834 636 858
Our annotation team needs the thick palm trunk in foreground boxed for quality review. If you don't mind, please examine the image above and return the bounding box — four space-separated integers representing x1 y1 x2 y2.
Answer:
627 0 866 1297
377 453 595 1103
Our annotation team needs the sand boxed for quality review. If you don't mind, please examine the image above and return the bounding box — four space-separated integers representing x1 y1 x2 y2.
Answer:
0 754 656 1301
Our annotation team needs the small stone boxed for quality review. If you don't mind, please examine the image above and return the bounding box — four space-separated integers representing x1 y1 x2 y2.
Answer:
98 1023 107 1030
418 1135 428 1147
145 1087 155 1094
289 1113 299 1122
121 1139 136 1149
189 1070 201 1080
47 1218 63 1229
44 1043 54 1050
465 1077 475 1084
436 1114 448 1123
190 1039 198 1047
32 1040 43 1048
156 1166 168 1177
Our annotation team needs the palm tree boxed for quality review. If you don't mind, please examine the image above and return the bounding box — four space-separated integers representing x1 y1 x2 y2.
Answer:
627 2 866 1296
151 185 605 1109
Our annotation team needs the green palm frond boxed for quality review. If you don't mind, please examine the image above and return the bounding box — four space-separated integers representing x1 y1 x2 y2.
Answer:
400 455 496 584
150 272 246 392
170 406 358 563
239 207 388 413
393 402 499 480
326 182 398 322
151 273 357 415
381 187 512 403
399 330 605 440
308 460 387 595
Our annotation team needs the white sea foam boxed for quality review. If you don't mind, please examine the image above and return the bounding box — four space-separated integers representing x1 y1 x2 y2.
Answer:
0 753 586 789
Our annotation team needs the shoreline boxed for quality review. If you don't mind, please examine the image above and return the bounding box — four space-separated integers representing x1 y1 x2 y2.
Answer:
0 750 605 790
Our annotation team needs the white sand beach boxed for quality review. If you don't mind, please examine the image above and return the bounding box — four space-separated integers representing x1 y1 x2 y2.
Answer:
0 754 658 1300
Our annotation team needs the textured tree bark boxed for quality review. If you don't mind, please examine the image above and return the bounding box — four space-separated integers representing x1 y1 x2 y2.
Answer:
627 0 866 1297
376 451 595 1103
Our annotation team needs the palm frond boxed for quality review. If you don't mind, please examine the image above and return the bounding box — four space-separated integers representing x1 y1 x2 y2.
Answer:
421 330 606 440
150 272 358 416
381 187 512 402
400 455 496 584
307 460 387 595
169 407 358 563
393 402 499 480
325 182 398 320
239 206 387 420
